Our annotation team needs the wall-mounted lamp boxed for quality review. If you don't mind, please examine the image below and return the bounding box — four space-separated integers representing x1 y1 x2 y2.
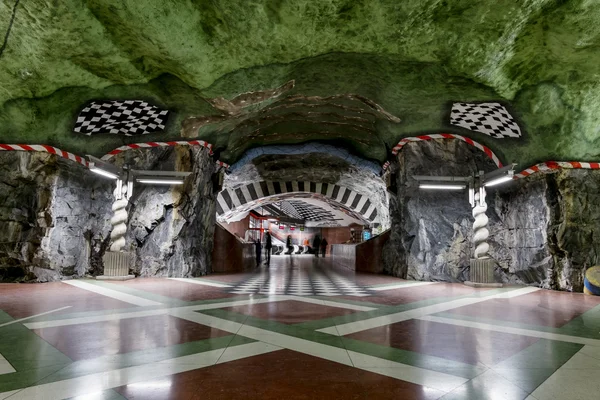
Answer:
482 164 516 187
87 156 121 180
132 170 192 186
414 175 471 190
419 183 467 190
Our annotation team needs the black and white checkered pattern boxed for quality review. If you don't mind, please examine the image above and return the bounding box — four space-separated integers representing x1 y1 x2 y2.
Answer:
282 200 335 221
230 271 371 297
217 181 378 222
74 100 169 136
450 102 521 138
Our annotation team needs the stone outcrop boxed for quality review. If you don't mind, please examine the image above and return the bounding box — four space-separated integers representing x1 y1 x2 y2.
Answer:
383 140 600 292
0 152 113 282
0 146 217 282
113 146 216 277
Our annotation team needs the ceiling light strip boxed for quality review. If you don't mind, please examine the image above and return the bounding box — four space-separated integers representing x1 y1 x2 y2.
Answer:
0 143 89 167
389 133 503 169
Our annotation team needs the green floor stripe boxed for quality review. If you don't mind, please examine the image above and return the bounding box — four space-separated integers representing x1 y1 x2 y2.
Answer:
82 280 189 306
200 309 484 379
35 335 254 385
0 364 71 393
557 301 600 339
0 311 72 372
492 340 583 393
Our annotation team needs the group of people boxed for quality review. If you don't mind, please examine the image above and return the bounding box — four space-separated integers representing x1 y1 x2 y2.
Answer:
254 231 272 267
312 235 328 258
254 232 329 267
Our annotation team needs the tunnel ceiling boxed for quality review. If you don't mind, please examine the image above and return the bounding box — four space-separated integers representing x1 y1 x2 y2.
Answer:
1 1 599 167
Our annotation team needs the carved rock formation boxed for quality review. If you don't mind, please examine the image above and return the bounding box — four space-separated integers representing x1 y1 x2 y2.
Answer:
383 140 600 291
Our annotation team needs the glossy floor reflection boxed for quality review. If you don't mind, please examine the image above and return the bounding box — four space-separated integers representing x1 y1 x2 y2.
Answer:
1 255 600 399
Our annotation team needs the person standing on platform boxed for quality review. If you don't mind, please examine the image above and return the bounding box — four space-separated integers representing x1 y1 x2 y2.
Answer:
320 237 328 258
286 235 292 255
313 235 321 257
254 238 262 267
265 232 272 266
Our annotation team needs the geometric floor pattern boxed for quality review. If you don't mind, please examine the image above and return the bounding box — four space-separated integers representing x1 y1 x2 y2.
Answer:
229 261 372 296
1 256 600 399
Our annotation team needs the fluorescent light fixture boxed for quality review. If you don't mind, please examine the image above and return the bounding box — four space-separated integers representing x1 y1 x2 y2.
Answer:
89 166 119 180
136 178 185 185
484 175 513 187
87 156 121 180
419 184 466 190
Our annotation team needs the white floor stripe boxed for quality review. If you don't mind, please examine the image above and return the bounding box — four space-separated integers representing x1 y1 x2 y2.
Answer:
0 306 72 328
418 315 600 347
171 310 466 395
0 343 280 400
371 282 438 291
0 390 19 400
318 287 540 336
24 308 170 330
168 278 232 288
0 354 15 375
63 280 161 307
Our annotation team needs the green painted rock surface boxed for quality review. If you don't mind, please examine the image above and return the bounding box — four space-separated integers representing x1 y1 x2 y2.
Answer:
1 0 599 165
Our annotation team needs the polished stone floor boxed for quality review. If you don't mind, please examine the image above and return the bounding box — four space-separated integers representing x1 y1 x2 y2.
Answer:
1 256 600 399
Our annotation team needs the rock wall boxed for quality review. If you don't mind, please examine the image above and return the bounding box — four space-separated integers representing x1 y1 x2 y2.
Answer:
113 146 216 277
383 140 600 292
0 152 113 282
0 146 218 282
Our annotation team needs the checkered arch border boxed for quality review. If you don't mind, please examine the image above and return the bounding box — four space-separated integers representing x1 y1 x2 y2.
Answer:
217 181 378 222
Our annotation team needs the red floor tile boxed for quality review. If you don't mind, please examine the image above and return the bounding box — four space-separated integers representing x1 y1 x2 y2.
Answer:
0 282 133 319
346 319 539 366
32 315 231 361
222 300 357 324
114 349 440 400
446 289 600 327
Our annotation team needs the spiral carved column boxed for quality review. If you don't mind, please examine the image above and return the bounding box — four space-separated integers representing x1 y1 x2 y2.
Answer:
99 180 134 280
472 191 490 259
109 182 128 252
467 188 499 286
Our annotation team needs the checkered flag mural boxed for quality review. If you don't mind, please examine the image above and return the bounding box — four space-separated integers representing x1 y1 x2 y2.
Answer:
74 100 169 136
450 102 521 139
286 200 335 221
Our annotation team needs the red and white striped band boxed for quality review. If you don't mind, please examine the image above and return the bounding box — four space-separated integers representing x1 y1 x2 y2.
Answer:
391 134 503 169
514 161 600 179
0 144 89 167
215 160 230 169
100 140 213 160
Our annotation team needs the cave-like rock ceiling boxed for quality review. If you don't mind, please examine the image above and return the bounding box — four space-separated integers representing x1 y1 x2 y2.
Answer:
0 0 599 167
